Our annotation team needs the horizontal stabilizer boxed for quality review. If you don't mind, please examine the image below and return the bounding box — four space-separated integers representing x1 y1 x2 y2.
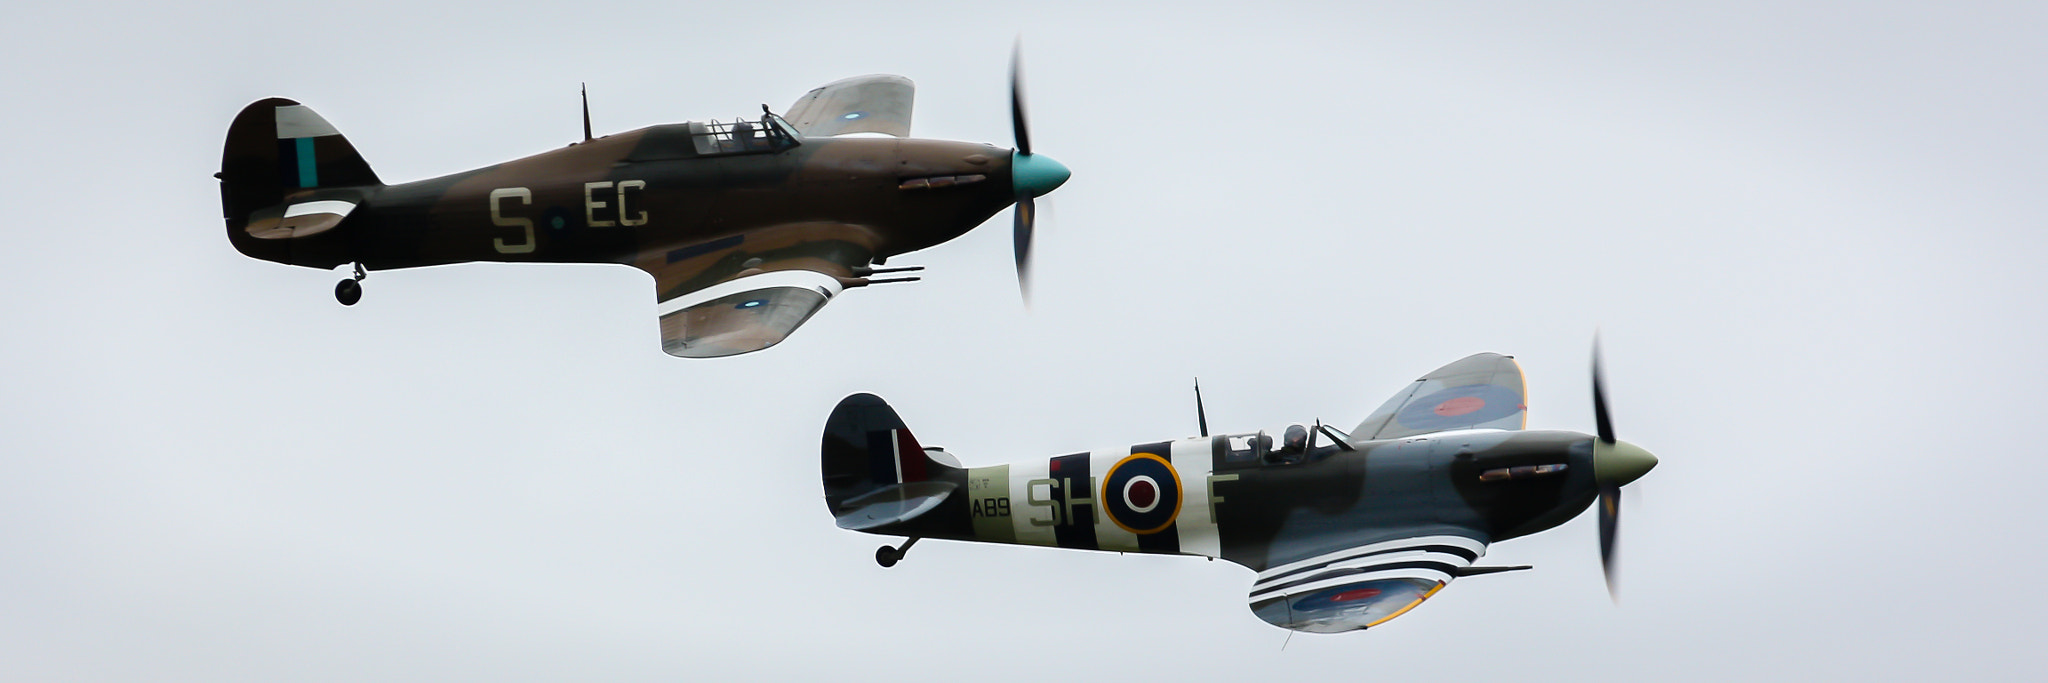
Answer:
244 198 359 240
833 481 957 530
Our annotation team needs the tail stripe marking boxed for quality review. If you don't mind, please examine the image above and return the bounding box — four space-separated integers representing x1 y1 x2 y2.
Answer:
890 431 903 482
294 138 318 187
273 104 340 189
893 428 926 483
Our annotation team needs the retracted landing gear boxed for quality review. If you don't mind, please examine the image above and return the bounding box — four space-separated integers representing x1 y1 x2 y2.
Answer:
875 537 919 568
335 263 366 306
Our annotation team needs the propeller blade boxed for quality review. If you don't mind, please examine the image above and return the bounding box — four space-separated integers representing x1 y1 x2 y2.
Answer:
1013 196 1035 300
1003 43 1065 302
1588 336 1657 601
1598 483 1621 600
1010 43 1032 156
1592 336 1615 445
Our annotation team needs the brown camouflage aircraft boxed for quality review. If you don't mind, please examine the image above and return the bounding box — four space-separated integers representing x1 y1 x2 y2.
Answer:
217 67 1068 357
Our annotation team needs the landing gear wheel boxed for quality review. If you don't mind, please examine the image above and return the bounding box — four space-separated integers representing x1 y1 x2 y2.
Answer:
874 537 917 568
335 278 362 306
335 263 367 306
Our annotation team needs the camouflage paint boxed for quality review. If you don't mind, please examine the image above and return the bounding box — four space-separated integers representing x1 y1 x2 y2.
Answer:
821 353 1659 633
219 75 1067 357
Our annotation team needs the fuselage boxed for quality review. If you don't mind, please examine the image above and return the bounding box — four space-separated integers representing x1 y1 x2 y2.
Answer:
875 428 1602 572
238 121 1024 286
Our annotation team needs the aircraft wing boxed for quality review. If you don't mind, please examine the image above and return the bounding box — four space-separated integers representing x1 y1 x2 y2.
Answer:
1247 533 1491 633
1352 352 1528 440
630 224 882 358
785 75 914 138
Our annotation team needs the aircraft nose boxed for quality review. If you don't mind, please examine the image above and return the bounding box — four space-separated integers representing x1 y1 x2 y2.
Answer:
1011 151 1070 198
1593 439 1658 487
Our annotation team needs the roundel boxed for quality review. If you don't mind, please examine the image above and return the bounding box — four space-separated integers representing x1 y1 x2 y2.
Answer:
1394 384 1524 432
1102 453 1182 535
544 206 574 231
1289 578 1433 614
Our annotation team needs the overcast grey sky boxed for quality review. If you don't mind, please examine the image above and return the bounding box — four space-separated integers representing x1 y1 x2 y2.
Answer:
4 1 2045 680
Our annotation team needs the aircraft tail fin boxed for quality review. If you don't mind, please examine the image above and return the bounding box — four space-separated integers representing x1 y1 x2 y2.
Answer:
217 98 382 268
821 393 961 531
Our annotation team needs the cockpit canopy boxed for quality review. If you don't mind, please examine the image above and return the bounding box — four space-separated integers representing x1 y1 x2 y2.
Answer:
1221 423 1319 467
686 113 802 156
625 112 804 163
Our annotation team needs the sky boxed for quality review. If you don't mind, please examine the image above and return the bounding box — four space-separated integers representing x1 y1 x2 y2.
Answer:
4 1 2046 680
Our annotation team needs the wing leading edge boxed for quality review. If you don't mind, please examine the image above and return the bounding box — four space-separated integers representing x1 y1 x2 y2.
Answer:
1352 352 1528 440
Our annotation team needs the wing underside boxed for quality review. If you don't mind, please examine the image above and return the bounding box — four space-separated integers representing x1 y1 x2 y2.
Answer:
631 224 882 358
785 75 914 138
655 270 844 358
1247 534 1487 633
1353 352 1528 440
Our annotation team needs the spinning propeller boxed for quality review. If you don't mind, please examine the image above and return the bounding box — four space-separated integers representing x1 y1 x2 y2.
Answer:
1589 339 1659 599
1006 45 1071 301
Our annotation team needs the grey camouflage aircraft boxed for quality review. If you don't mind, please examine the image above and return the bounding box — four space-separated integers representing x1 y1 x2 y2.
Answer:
822 351 1659 633
217 61 1067 357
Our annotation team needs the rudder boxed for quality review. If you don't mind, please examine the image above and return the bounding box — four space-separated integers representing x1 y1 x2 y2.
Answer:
821 393 961 531
217 98 381 268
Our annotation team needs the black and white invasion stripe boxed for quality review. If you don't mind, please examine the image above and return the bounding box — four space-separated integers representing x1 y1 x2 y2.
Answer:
1246 535 1487 604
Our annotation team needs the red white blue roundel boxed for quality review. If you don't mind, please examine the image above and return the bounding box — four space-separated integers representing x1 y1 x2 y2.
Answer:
1290 578 1434 614
1102 453 1181 535
1394 384 1524 432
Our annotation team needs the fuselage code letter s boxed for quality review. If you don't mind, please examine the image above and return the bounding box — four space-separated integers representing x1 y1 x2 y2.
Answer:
490 187 534 254
490 181 649 253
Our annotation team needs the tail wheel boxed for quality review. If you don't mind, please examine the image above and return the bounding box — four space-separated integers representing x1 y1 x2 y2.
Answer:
335 263 366 306
335 279 362 306
874 537 918 568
